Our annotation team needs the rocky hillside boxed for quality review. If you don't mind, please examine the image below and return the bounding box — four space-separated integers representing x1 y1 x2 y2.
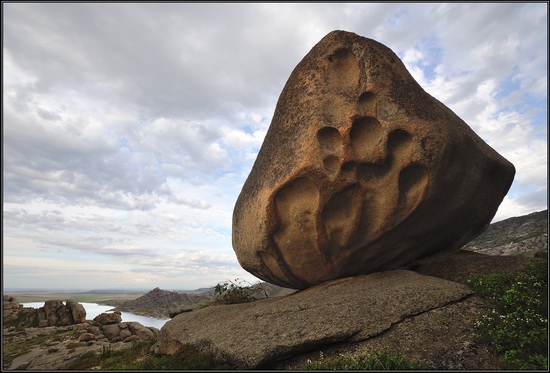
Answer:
462 210 547 256
107 287 213 318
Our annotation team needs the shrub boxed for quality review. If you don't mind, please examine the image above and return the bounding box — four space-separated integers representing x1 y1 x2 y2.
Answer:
299 349 419 370
466 259 548 370
212 278 255 304
101 345 112 358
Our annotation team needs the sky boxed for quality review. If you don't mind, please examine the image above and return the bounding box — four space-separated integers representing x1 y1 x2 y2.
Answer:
3 3 548 291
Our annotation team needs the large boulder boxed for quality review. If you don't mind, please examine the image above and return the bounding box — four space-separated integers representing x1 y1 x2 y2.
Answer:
66 300 86 324
36 300 86 327
152 270 477 369
232 30 515 289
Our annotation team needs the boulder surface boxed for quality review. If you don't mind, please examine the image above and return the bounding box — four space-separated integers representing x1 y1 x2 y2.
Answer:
232 30 515 289
37 300 87 327
152 270 472 369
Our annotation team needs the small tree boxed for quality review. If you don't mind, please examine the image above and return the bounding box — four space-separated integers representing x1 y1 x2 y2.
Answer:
212 278 255 304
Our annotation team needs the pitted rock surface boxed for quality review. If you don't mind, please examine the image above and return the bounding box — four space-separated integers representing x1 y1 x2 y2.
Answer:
232 30 515 289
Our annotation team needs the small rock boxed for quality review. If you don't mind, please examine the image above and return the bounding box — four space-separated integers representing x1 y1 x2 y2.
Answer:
119 328 132 340
123 335 140 343
169 308 192 318
93 312 122 325
101 324 121 341
78 333 96 342
86 326 101 335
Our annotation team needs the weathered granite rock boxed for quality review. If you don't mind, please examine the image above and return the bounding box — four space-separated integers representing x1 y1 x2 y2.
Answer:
3 295 25 325
36 300 87 327
38 300 65 327
93 315 158 343
93 311 122 325
233 30 515 289
152 270 474 369
3 295 21 310
66 300 86 324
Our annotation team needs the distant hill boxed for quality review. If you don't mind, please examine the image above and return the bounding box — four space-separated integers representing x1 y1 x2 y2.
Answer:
105 282 297 318
106 287 213 318
462 210 547 256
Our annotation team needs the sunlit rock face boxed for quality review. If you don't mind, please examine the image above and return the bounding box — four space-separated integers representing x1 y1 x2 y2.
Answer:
232 30 515 290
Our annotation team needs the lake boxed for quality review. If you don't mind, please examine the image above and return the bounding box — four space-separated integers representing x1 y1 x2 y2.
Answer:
22 302 169 329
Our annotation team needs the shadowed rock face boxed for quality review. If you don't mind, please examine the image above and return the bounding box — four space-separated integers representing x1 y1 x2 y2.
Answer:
232 30 515 290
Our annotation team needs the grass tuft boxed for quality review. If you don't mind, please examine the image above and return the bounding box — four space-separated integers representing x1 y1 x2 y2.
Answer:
298 349 419 370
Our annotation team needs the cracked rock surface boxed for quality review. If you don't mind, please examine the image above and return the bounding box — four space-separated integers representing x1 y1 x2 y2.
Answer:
152 270 472 369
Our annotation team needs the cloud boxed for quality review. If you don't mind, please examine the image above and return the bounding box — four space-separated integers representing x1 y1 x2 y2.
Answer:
3 3 546 290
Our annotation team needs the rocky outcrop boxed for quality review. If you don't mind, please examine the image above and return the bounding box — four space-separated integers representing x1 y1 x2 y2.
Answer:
3 296 27 325
232 30 515 290
4 306 159 370
3 295 21 310
4 320 159 370
93 314 158 343
152 270 475 369
36 300 86 327
3 298 86 329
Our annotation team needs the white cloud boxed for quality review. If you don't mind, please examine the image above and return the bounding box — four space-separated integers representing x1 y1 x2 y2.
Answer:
3 3 546 290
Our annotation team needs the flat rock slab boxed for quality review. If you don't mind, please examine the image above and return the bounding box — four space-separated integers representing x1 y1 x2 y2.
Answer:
268 295 501 370
152 270 472 369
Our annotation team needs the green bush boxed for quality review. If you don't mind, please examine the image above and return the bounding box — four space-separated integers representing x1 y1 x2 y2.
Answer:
466 259 548 370
299 349 419 370
212 278 255 304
